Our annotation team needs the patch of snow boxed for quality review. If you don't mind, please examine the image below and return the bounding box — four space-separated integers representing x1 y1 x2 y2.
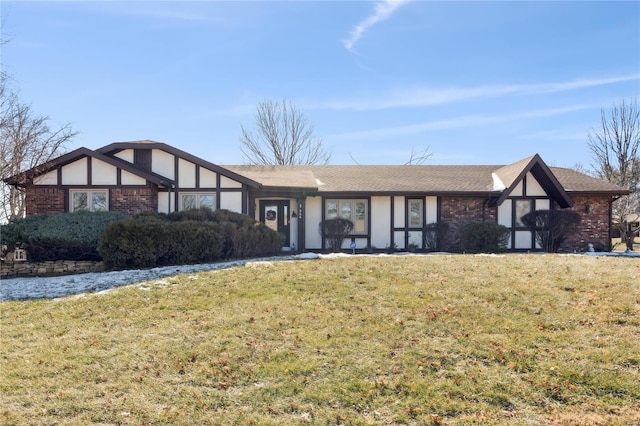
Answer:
0 254 314 301
245 261 274 268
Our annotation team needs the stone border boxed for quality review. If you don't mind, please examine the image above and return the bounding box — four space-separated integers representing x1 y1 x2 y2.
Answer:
0 260 105 279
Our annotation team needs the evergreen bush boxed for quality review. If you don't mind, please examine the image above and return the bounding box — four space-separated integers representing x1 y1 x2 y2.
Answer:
99 209 281 270
0 211 128 261
460 221 510 253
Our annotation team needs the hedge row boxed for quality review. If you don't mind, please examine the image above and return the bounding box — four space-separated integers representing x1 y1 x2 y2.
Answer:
0 211 128 261
98 209 283 269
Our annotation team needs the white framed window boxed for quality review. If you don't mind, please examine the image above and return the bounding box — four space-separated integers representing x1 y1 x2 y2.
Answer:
180 193 216 211
70 190 108 212
408 199 423 227
326 199 368 234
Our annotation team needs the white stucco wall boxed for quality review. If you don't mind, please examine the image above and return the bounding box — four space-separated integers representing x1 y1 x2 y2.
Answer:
526 173 546 196
511 181 523 197
92 159 117 185
426 196 438 224
220 175 242 189
219 191 242 212
394 231 405 249
121 170 146 185
200 168 217 188
33 170 57 185
61 158 88 185
393 196 405 228
304 196 322 249
157 192 174 214
152 150 175 179
114 149 134 163
370 196 391 249
178 159 196 188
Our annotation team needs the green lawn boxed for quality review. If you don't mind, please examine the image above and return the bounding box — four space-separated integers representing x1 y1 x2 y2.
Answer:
1 254 639 425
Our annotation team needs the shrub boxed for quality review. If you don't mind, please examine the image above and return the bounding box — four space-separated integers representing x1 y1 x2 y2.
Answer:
460 221 510 253
423 222 451 251
520 209 582 253
0 211 128 261
99 209 281 270
319 218 354 252
98 216 170 269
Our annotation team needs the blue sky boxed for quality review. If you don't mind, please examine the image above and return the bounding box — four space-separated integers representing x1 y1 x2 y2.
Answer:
2 1 639 168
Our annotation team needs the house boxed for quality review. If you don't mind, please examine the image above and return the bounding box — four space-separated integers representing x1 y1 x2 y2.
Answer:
4 140 629 253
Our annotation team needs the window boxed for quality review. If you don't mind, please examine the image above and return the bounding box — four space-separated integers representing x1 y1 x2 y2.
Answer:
408 199 423 227
326 199 368 234
71 190 108 212
180 193 216 211
515 199 532 227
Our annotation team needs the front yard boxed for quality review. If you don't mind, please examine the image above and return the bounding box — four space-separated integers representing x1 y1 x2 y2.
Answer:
1 254 639 425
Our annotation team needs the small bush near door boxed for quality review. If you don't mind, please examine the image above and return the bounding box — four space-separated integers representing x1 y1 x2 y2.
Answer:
319 218 354 252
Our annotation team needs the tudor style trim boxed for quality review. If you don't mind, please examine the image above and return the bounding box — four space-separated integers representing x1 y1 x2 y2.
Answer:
4 147 171 188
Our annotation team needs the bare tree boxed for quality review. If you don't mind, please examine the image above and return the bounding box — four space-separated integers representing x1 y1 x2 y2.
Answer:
588 98 640 251
1 74 77 222
404 146 433 165
240 99 330 165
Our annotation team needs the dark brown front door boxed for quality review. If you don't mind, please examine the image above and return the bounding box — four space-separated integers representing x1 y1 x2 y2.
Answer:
260 200 290 248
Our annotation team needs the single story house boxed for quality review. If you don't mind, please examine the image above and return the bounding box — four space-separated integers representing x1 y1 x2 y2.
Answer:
4 140 629 252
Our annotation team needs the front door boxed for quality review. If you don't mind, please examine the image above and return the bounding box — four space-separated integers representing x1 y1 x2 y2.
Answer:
260 200 290 248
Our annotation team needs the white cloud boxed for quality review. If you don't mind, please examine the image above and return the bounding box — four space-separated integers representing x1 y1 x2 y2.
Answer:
317 74 640 111
343 0 409 52
327 103 600 141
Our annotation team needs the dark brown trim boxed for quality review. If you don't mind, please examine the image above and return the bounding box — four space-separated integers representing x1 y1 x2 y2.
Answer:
495 154 573 209
97 141 261 188
390 196 395 249
4 147 171 187
195 165 200 189
87 157 92 185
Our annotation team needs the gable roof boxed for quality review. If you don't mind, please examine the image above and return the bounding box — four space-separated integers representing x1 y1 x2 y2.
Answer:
493 154 573 208
96 140 261 188
3 147 172 187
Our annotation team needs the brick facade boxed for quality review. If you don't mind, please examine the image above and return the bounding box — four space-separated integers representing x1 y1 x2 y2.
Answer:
24 186 158 217
561 196 612 252
25 187 66 216
110 187 158 215
439 196 497 251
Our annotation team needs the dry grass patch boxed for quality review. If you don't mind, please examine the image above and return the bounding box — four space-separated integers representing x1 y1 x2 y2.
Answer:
1 254 639 425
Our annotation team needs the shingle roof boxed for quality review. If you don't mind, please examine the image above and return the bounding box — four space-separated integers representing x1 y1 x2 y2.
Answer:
224 162 628 195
